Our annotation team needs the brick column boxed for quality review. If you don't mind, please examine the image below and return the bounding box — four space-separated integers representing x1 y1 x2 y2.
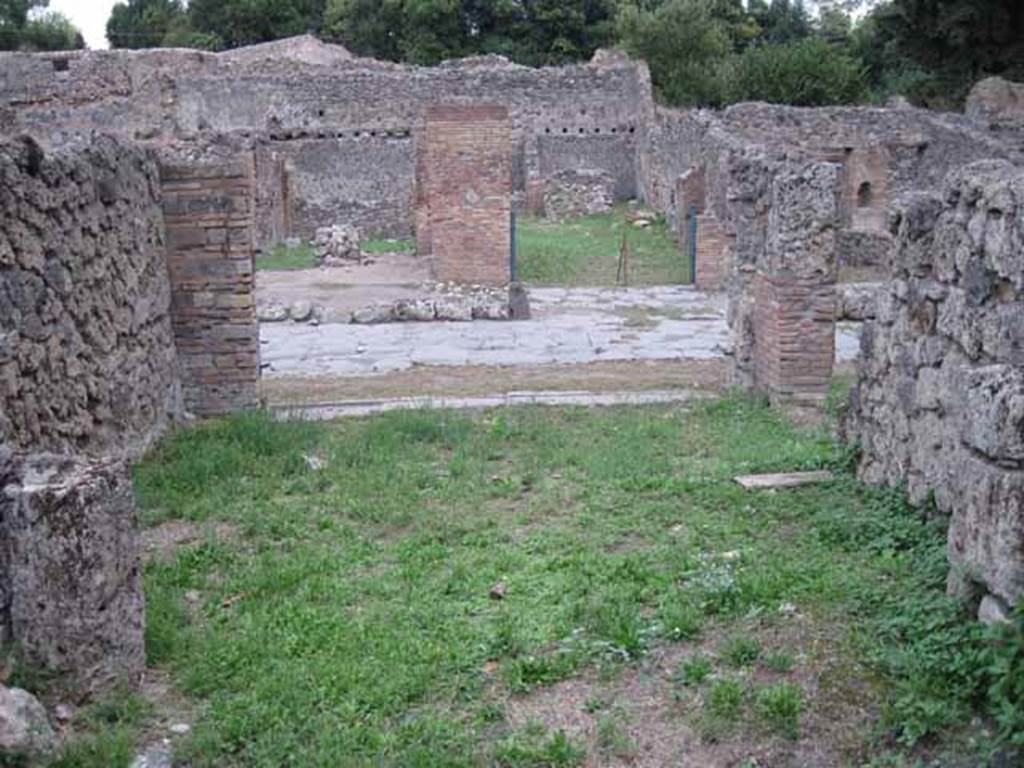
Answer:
417 105 512 285
695 213 731 292
160 153 260 416
753 161 841 407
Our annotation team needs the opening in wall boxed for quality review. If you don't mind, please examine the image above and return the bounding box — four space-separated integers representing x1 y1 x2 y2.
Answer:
857 181 873 208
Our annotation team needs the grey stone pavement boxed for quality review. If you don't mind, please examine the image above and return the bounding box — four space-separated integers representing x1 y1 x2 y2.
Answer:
260 286 862 379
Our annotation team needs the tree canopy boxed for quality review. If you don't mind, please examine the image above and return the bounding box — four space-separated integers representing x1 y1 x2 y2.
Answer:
1 0 84 51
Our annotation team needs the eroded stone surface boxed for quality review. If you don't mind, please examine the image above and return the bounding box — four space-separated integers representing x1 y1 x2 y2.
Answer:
0 685 54 759
0 454 144 697
543 169 616 220
848 160 1024 609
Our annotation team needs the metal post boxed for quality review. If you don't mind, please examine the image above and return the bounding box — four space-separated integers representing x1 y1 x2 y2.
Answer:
688 205 698 285
510 210 518 283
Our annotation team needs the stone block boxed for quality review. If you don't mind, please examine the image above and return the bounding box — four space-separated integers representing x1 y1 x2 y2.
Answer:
960 365 1024 465
1 454 145 696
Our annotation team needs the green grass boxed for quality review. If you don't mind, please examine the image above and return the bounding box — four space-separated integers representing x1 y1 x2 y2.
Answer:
255 238 415 272
362 237 415 255
255 242 317 271
42 396 1016 766
517 207 690 286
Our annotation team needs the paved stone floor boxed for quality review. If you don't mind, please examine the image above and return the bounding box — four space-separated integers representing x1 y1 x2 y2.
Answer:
260 287 730 377
260 285 862 384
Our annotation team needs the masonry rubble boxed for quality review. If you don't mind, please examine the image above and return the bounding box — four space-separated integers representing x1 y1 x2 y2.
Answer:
542 169 616 220
314 224 361 265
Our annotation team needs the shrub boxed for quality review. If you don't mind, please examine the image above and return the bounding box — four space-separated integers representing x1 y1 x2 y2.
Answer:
728 38 870 106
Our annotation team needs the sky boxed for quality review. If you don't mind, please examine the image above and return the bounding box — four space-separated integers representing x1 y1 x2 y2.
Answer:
50 0 116 50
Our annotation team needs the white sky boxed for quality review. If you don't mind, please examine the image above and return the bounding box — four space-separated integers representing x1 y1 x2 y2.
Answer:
49 0 116 50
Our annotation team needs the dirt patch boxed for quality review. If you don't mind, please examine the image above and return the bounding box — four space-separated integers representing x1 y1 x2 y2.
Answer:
260 359 728 405
501 615 879 767
256 251 431 317
142 520 238 564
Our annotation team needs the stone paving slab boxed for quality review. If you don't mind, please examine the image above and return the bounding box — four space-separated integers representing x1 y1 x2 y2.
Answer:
270 389 713 420
259 287 862 379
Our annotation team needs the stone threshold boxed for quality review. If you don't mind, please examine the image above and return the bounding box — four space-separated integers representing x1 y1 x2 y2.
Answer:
268 388 713 420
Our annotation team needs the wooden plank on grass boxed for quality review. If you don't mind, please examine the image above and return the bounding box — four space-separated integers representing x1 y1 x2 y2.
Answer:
733 471 834 490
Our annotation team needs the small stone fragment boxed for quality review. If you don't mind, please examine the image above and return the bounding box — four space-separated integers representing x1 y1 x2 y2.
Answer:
489 582 507 600
0 685 56 758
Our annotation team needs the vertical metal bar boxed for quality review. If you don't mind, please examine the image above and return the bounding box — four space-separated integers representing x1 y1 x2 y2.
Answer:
688 205 698 285
510 210 518 283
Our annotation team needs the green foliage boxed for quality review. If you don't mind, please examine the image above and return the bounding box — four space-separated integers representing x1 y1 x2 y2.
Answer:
727 37 870 106
322 0 617 66
107 0 187 49
120 399 1024 762
678 654 713 686
763 650 795 673
255 242 317 271
720 635 761 667
705 678 746 720
986 606 1024 748
617 0 733 107
0 2 83 51
755 683 803 739
494 725 585 767
865 0 1024 109
186 0 325 50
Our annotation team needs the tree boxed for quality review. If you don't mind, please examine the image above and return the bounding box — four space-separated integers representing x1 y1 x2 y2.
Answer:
186 0 327 50
107 0 187 49
864 0 1024 108
1 0 84 50
617 0 733 106
21 10 83 50
729 36 869 105
747 0 813 45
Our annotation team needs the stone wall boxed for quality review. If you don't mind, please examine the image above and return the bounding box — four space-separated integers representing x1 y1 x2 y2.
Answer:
0 134 182 457
159 144 260 416
418 106 512 285
847 160 1024 617
0 37 651 246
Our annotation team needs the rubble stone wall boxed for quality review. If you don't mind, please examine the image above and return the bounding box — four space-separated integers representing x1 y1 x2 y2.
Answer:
848 160 1024 614
0 134 182 457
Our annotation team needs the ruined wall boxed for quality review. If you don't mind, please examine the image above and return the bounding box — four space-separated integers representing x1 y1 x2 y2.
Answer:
0 38 651 245
0 134 182 457
848 160 1024 616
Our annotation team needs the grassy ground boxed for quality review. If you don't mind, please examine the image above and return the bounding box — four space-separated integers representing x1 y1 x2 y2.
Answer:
254 242 317 271
255 239 415 271
26 398 1022 767
517 208 690 286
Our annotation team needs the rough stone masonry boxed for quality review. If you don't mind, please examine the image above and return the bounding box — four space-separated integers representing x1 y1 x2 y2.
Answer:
847 160 1024 619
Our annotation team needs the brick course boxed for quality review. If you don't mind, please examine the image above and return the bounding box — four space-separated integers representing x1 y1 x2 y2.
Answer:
160 153 260 415
694 213 731 292
417 105 512 285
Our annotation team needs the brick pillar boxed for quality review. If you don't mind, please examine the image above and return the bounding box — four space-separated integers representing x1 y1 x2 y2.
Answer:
753 161 840 407
160 153 260 416
416 105 512 285
695 213 731 292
